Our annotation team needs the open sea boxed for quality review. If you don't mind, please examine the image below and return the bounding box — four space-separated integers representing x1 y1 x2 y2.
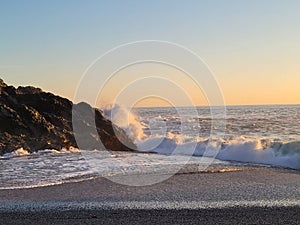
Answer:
1 105 299 189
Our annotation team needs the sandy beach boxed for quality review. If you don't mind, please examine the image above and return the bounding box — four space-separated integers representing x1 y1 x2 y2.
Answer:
0 167 299 224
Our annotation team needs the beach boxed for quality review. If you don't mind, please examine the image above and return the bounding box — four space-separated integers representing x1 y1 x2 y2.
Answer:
1 167 299 224
2 0 300 224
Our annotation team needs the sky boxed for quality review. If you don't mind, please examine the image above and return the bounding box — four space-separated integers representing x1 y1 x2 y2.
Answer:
1 0 300 107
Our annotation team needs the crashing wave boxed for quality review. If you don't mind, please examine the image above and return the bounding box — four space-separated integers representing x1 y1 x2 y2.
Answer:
137 136 300 170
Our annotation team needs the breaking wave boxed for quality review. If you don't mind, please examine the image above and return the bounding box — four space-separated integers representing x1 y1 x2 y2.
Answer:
101 104 300 170
102 104 146 141
138 136 300 170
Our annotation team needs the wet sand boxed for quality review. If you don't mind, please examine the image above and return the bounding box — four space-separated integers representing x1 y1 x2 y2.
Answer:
0 167 299 224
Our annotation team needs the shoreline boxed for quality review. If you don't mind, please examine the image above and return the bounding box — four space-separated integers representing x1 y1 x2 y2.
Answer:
0 167 299 224
1 167 299 201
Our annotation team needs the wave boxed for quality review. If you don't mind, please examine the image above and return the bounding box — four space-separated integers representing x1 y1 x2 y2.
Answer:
137 136 300 170
102 104 146 141
1 147 80 159
101 104 300 170
4 138 299 170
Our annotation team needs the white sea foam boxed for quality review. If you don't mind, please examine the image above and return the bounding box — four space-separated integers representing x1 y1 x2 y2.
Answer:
216 138 300 170
2 148 30 158
102 104 146 141
137 136 300 170
1 147 81 159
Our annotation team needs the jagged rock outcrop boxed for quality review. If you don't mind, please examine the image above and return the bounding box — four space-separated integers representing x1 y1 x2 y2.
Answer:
0 79 136 155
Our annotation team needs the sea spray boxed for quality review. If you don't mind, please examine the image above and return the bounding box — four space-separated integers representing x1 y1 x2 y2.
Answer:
102 104 146 142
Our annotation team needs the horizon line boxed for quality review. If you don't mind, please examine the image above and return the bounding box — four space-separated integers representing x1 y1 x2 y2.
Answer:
132 103 300 109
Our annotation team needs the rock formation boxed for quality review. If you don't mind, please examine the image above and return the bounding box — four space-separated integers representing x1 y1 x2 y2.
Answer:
0 79 136 155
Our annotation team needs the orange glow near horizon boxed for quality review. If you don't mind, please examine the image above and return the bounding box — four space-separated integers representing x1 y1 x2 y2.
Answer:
96 62 209 108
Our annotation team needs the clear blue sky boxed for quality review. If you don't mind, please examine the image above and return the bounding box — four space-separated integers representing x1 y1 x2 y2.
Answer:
1 0 300 106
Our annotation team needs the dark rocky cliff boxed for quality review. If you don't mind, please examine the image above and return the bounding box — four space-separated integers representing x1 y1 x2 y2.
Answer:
0 79 136 155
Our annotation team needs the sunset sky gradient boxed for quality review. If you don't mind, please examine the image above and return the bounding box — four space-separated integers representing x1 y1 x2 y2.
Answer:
1 0 299 106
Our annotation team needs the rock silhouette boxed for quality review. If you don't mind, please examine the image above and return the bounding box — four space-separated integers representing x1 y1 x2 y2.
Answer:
0 79 136 155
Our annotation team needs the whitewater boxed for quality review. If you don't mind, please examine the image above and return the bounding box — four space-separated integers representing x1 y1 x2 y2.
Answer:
114 104 300 170
0 104 299 189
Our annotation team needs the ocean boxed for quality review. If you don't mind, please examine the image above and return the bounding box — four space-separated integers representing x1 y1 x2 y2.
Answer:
0 105 299 189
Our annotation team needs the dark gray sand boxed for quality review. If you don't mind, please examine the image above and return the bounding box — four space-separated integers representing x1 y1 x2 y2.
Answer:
0 167 299 224
1 207 300 225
